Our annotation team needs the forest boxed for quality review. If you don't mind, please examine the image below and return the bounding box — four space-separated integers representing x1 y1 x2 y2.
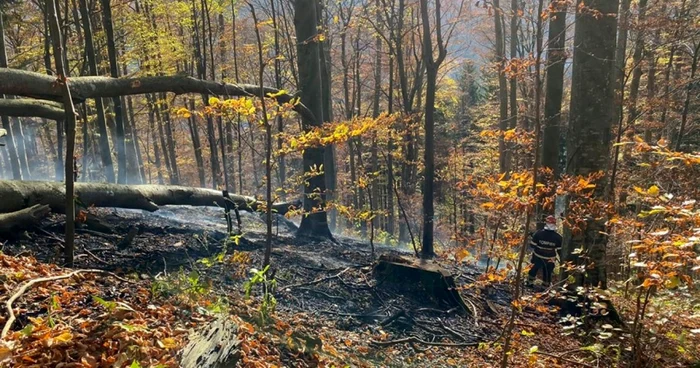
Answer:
0 0 699 366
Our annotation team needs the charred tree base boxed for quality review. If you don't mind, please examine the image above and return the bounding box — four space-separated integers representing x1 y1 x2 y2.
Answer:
373 255 469 314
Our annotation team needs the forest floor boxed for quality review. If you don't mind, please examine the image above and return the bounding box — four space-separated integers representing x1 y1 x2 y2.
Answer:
0 206 696 367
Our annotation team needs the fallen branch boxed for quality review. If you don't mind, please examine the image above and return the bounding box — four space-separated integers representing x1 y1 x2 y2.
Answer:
83 249 109 265
370 336 481 348
1 269 130 339
283 267 350 290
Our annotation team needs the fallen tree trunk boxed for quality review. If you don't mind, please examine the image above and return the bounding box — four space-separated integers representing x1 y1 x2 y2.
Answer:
0 180 298 215
0 68 315 123
0 99 65 120
0 204 51 234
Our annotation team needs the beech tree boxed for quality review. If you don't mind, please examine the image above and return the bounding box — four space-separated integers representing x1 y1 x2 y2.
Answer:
564 0 620 288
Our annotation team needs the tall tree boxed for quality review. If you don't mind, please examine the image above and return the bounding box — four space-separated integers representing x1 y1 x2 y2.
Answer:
494 0 509 173
541 0 567 181
79 0 115 183
564 0 619 288
294 0 332 238
103 0 127 184
47 0 79 266
419 0 450 257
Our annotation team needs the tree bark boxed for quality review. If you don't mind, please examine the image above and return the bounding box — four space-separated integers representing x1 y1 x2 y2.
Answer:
0 99 65 120
0 180 298 216
565 0 619 289
294 0 331 238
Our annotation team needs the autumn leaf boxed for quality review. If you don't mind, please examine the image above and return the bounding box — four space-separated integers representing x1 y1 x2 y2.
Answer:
158 338 178 349
455 248 470 262
0 343 12 364
266 89 289 98
647 185 660 196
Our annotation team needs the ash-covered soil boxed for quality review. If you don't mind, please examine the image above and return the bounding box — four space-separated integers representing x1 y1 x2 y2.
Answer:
1 206 568 367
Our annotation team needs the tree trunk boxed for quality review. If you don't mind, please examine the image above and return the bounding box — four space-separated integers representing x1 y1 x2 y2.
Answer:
79 0 115 183
509 0 518 132
541 0 567 182
294 0 331 238
47 0 80 266
674 44 699 151
420 5 437 257
565 0 619 289
102 0 127 185
0 180 298 216
612 0 631 128
0 69 315 123
146 94 165 185
0 204 52 235
610 0 648 195
188 98 206 187
494 0 509 173
0 10 22 180
11 118 31 179
160 93 179 184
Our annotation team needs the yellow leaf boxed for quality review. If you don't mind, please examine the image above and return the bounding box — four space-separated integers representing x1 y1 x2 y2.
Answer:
158 337 178 349
455 248 470 262
481 202 495 209
647 185 660 196
209 97 221 106
521 329 535 337
266 89 288 98
54 331 73 343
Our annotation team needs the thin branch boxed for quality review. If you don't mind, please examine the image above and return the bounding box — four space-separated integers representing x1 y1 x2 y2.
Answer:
2 269 130 339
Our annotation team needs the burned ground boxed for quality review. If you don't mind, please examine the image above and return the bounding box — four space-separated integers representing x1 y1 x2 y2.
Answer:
0 206 631 367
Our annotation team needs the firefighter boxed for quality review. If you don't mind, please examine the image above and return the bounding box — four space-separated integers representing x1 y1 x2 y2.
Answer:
526 215 562 286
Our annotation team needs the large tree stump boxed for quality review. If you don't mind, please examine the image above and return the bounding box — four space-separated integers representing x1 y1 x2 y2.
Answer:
373 255 469 314
180 317 240 368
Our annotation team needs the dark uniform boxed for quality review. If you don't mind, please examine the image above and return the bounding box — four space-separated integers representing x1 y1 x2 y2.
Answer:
527 228 562 285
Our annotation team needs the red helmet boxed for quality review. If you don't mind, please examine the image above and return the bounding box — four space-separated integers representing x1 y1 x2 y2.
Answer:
545 215 556 224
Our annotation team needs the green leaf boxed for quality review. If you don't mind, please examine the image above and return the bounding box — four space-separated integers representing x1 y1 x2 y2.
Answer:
93 296 117 311
130 361 142 368
529 345 539 354
20 324 34 337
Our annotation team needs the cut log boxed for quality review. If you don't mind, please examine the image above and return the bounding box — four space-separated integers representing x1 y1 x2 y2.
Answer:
0 204 51 234
180 317 240 368
373 254 470 315
0 180 298 215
